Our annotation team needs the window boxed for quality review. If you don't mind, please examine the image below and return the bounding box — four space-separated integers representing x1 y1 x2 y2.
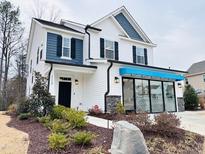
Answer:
163 82 176 112
135 79 150 112
150 81 164 112
136 48 145 64
62 37 71 58
123 79 135 111
105 40 115 59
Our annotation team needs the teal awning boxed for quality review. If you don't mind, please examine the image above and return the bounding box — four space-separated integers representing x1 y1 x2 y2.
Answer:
119 67 184 81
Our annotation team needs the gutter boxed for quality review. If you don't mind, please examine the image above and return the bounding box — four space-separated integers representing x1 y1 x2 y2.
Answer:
104 62 113 113
85 25 102 59
47 63 53 91
108 60 188 74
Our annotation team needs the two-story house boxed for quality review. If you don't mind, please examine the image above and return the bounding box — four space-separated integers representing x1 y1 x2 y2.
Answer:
186 60 205 94
26 6 186 113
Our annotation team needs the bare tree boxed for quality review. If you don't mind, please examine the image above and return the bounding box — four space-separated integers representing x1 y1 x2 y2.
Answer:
15 42 27 98
0 0 24 109
31 0 61 22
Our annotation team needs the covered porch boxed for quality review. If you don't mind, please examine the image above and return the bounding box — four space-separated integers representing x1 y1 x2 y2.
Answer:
46 62 97 110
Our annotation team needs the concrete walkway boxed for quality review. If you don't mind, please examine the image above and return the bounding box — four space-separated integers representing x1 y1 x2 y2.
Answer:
176 111 205 136
0 112 29 154
86 116 113 129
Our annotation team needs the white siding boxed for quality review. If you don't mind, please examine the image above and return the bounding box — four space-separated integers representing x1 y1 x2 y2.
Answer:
26 23 47 96
83 63 108 111
89 17 154 65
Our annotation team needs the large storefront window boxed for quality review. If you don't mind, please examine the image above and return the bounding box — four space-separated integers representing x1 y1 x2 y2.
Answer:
122 78 176 113
123 79 135 111
163 82 176 111
135 79 150 112
150 81 164 112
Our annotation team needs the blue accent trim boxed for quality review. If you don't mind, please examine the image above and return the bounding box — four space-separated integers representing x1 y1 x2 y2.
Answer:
46 32 83 64
115 13 144 41
119 67 184 81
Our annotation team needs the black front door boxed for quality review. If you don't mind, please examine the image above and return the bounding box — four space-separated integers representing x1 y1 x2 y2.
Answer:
58 82 71 107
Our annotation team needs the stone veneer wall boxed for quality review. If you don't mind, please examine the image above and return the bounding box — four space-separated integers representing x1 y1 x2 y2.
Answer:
177 97 185 112
106 95 121 113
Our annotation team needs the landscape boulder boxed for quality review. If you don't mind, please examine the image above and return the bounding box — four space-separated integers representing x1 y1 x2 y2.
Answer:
110 121 149 154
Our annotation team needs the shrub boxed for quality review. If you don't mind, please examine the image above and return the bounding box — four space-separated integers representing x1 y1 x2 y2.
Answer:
48 133 69 150
50 119 70 134
38 116 51 124
154 112 181 128
50 105 66 119
18 113 30 120
183 84 198 110
17 98 29 115
7 103 18 114
115 102 125 114
88 105 102 115
62 108 87 128
29 72 55 117
73 131 95 145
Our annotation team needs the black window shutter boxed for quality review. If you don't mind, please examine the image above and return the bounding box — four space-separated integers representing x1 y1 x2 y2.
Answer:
100 38 104 58
71 38 76 59
144 48 148 65
133 46 136 63
57 35 62 57
40 49 43 59
114 41 119 60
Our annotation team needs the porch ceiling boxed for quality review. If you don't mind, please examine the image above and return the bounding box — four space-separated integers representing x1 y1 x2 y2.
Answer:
53 63 97 74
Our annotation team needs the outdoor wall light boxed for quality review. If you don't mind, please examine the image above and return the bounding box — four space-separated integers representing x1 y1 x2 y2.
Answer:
114 77 120 83
178 83 182 88
75 79 79 85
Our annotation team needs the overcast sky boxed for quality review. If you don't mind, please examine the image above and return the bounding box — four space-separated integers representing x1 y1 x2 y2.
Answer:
10 0 205 71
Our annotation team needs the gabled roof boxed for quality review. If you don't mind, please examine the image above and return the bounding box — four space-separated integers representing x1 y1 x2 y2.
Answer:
187 60 205 75
34 18 83 34
91 6 154 44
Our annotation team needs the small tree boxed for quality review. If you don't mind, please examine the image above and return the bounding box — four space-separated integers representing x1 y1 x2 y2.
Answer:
29 72 54 117
183 84 198 110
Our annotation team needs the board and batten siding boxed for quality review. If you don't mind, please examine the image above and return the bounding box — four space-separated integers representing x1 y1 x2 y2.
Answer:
115 13 144 42
46 32 83 64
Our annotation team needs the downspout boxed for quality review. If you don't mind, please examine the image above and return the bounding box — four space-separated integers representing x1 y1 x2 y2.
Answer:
47 63 53 91
85 25 92 59
104 62 113 113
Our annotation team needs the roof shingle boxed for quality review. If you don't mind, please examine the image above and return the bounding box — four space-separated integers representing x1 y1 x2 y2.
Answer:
187 60 205 74
34 18 83 34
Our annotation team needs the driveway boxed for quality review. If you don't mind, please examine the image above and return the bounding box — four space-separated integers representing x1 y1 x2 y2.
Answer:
176 111 205 136
0 112 29 154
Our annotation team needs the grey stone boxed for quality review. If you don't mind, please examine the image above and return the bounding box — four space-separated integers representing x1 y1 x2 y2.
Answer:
106 95 121 113
177 97 185 112
110 121 149 154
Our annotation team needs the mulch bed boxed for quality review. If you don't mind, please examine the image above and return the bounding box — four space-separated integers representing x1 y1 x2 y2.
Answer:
6 114 204 154
7 116 113 154
89 113 205 154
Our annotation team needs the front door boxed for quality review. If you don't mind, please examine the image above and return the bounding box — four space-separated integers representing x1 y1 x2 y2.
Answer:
58 82 71 107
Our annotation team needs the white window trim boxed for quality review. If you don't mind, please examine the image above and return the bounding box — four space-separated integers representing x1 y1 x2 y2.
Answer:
104 39 115 60
135 48 145 65
61 37 72 60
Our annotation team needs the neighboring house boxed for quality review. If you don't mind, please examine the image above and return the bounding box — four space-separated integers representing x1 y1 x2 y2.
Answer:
186 60 205 94
26 6 186 113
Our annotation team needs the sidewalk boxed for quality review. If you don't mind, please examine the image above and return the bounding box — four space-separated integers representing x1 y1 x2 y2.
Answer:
0 112 29 154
